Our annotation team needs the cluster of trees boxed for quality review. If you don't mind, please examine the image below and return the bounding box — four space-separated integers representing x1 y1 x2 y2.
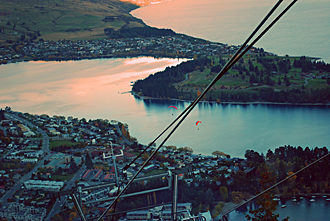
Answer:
203 87 330 104
293 56 330 72
242 145 330 196
132 57 211 98
133 52 330 104
50 143 87 153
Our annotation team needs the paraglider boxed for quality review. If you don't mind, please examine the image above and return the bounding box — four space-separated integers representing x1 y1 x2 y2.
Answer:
168 105 177 110
196 121 202 126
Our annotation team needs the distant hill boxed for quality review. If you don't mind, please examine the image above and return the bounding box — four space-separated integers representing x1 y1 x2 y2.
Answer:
0 0 146 45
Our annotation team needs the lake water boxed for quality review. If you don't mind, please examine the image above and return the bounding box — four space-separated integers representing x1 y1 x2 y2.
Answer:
1 57 329 158
131 0 330 63
228 196 330 221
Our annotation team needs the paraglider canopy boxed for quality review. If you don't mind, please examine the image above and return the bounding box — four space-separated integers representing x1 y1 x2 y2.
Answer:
196 121 202 126
168 105 177 110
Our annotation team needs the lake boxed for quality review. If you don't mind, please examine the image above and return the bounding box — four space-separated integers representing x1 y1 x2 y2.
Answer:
131 0 330 63
1 57 329 158
228 196 330 221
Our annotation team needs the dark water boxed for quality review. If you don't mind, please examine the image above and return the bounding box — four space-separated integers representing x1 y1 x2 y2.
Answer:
131 0 330 63
228 197 330 221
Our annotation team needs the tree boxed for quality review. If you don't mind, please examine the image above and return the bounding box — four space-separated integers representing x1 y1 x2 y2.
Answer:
52 214 63 221
213 202 225 217
85 153 94 169
212 150 227 159
246 169 289 221
278 160 287 181
205 188 214 206
197 90 202 98
142 152 150 160
286 78 290 86
198 203 203 213
70 158 79 173
219 186 228 201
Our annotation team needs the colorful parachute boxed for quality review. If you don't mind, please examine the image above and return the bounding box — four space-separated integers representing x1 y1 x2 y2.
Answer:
196 121 202 126
168 105 178 110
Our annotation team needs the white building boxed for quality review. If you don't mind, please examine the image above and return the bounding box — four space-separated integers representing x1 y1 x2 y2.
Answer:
24 180 64 192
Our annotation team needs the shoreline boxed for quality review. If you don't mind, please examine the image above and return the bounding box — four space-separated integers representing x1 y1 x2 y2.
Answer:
132 91 330 107
222 193 330 214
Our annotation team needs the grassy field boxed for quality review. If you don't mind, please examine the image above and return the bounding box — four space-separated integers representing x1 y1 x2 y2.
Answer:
49 140 77 149
52 174 74 181
176 54 329 95
0 0 144 44
143 169 166 176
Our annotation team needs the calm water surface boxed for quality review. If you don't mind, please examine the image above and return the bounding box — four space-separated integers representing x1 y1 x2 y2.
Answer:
131 0 330 63
1 58 329 158
228 197 330 221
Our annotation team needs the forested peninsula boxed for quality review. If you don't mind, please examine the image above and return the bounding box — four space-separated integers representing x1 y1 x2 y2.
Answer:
132 53 330 104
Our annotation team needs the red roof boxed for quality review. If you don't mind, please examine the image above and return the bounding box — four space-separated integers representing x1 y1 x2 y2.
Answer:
94 169 102 178
82 170 90 178
110 167 115 173
103 174 114 180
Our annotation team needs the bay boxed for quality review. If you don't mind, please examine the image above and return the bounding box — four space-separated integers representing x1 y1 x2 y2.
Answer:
1 58 329 158
131 0 330 63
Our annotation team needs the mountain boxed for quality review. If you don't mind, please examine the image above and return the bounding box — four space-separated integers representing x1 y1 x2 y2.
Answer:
0 0 146 45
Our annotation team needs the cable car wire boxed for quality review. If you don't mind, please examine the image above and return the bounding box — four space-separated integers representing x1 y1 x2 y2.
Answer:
124 0 284 172
97 1 298 220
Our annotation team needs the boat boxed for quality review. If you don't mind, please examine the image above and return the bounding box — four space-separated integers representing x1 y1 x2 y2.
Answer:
312 196 316 198
310 199 315 202
273 198 280 201
326 198 330 201
292 198 297 202
281 205 287 208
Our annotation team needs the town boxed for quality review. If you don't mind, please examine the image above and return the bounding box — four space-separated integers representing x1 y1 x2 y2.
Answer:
0 34 255 65
0 107 253 220
0 107 329 221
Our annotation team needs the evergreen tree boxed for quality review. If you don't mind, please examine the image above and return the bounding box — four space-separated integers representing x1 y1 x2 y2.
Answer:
70 158 79 173
85 153 94 169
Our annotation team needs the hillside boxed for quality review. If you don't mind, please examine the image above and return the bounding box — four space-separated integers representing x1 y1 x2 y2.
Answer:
0 0 146 45
132 53 330 104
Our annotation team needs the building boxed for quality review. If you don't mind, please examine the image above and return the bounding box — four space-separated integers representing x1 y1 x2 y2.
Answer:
24 180 64 192
126 210 151 220
0 203 47 221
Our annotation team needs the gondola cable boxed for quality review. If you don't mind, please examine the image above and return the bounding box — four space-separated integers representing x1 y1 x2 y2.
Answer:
97 1 298 220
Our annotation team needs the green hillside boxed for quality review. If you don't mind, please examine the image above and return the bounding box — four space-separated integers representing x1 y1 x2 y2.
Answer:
0 0 145 45
133 53 330 104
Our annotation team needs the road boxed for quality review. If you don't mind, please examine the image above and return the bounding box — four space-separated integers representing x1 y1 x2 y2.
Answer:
115 124 132 146
0 113 50 206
